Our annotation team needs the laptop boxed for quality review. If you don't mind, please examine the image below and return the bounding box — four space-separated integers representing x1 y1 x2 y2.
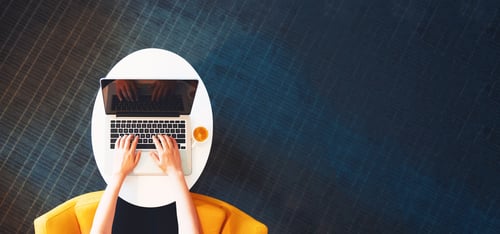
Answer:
100 78 198 175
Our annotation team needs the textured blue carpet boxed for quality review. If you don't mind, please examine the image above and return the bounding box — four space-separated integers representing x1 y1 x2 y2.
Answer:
1 0 499 233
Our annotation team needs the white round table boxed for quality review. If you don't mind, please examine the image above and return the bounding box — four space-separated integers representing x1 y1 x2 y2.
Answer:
91 48 213 207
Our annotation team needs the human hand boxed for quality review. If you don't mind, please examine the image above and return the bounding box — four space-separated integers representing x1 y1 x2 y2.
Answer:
113 135 141 178
115 80 138 102
149 135 183 176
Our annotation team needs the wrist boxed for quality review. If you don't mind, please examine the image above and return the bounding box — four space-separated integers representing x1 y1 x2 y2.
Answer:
169 171 187 184
170 170 184 179
110 173 126 185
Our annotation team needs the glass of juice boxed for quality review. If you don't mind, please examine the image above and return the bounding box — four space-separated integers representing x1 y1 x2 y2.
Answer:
192 126 208 147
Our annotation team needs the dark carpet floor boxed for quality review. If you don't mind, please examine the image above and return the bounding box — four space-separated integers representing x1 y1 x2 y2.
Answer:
1 0 499 233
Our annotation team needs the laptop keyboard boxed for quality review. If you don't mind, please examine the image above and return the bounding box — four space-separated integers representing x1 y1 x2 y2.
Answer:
110 120 186 150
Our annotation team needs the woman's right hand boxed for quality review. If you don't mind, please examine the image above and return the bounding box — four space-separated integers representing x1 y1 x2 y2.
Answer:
149 135 183 176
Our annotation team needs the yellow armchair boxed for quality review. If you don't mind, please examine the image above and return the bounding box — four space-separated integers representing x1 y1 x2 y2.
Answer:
34 191 268 234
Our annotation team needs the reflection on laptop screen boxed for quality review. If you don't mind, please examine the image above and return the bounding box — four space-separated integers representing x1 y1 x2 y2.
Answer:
101 79 198 116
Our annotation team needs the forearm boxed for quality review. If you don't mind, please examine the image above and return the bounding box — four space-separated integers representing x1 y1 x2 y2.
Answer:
91 175 125 234
171 172 202 234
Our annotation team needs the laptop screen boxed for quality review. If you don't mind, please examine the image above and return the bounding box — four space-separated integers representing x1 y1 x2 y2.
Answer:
100 79 198 116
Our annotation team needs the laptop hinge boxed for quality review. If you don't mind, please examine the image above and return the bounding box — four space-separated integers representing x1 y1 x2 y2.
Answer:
116 112 180 117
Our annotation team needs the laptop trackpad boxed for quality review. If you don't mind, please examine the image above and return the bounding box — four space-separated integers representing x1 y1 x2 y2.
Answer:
131 150 191 176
